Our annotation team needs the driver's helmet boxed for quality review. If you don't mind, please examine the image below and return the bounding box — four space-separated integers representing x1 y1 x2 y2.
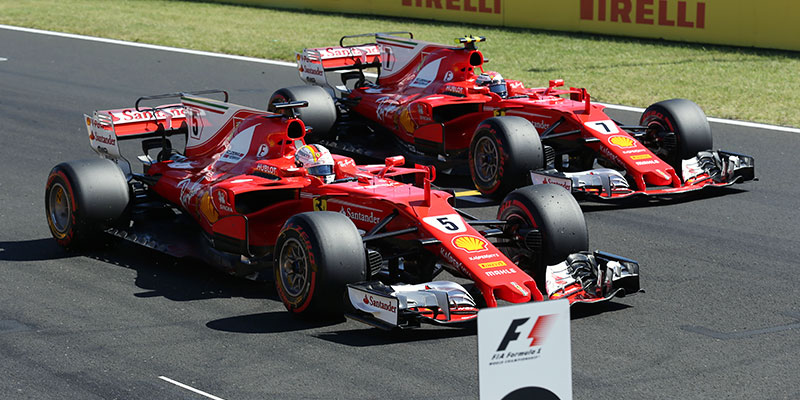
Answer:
475 71 507 98
295 144 336 183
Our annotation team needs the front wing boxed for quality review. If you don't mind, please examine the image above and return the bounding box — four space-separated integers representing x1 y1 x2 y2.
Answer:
345 251 641 330
531 150 755 200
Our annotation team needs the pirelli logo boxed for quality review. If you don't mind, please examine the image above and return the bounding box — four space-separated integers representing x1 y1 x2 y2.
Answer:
580 0 706 29
401 0 500 14
631 154 652 160
479 260 507 269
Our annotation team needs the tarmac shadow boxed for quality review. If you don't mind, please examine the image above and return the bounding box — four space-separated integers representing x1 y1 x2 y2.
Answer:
206 311 344 334
0 238 79 261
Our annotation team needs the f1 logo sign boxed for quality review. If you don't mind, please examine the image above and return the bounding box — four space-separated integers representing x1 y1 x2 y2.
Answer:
478 300 570 400
496 315 556 351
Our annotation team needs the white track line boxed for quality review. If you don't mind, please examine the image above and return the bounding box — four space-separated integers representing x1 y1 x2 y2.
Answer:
158 376 227 400
0 24 294 67
2 24 799 134
597 103 800 133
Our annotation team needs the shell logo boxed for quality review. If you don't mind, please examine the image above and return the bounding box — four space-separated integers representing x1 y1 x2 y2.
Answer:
451 235 489 253
608 135 636 148
199 193 219 224
398 107 415 133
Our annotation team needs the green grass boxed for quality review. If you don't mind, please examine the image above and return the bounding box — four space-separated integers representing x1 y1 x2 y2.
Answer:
2 0 799 127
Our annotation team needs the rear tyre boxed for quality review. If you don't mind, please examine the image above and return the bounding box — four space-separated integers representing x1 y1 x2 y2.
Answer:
497 184 588 284
640 99 712 179
273 212 367 316
44 159 131 250
268 86 337 140
469 116 544 198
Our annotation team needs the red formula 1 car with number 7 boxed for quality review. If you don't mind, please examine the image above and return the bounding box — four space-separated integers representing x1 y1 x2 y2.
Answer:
45 91 640 329
273 32 754 200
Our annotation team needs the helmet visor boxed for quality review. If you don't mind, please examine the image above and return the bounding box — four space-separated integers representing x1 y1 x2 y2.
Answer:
307 164 334 177
490 81 507 97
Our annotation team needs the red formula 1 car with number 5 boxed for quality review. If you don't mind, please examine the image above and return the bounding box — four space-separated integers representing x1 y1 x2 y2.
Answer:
45 91 640 329
273 32 754 199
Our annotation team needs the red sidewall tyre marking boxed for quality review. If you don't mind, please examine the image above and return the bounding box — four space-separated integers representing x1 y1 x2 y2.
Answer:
275 225 318 314
469 125 507 195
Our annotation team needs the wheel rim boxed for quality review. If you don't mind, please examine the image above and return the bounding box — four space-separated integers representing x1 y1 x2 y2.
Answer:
502 212 529 246
499 211 537 272
473 136 499 183
278 237 310 298
48 182 71 234
644 122 678 165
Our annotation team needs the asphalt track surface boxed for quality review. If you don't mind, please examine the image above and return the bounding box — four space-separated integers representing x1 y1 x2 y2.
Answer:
1 27 799 400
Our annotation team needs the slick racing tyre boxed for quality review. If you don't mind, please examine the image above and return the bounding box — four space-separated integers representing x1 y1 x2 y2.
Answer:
469 116 545 198
45 158 131 250
268 85 337 140
640 99 712 179
274 212 367 316
497 184 588 283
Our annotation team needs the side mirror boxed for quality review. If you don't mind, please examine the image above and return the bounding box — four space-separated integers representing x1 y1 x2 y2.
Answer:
545 79 566 96
378 155 405 178
384 155 405 168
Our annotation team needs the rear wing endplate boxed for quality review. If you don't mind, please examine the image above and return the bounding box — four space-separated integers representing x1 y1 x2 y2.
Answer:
296 32 412 87
297 45 380 87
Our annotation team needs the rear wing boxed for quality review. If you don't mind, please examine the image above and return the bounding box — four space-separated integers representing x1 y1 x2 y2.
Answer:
296 32 412 87
84 90 228 161
84 105 186 161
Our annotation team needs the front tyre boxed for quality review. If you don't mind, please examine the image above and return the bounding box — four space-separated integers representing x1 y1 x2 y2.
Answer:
469 116 544 198
640 99 712 178
273 212 367 316
44 159 131 250
268 85 337 140
497 184 588 283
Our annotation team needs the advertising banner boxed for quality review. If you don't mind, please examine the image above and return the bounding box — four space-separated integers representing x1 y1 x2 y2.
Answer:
219 0 799 51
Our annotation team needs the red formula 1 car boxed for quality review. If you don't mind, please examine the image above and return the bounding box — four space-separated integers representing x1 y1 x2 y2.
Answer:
273 33 755 199
45 91 639 329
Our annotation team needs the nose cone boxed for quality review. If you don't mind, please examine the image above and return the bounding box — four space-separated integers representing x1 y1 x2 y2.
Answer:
643 169 674 186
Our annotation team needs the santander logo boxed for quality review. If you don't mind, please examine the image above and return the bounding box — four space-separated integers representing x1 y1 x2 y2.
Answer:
363 294 396 313
542 177 571 191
